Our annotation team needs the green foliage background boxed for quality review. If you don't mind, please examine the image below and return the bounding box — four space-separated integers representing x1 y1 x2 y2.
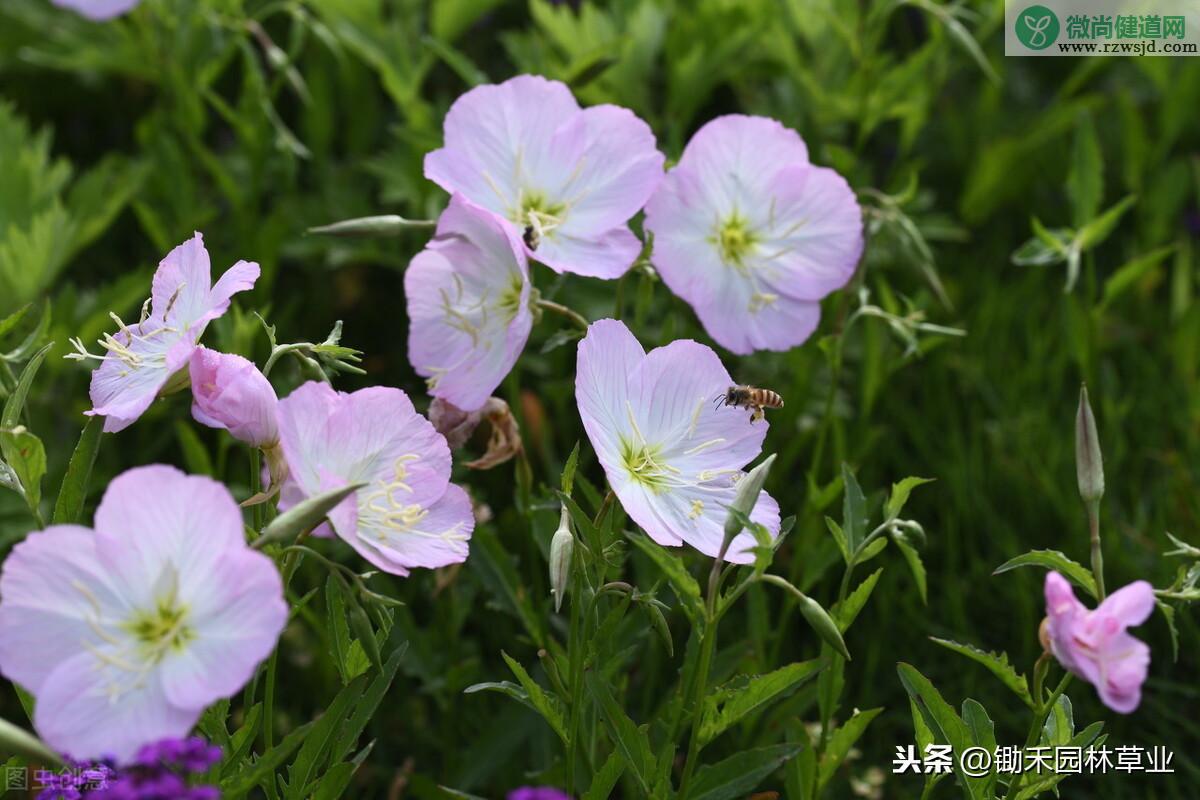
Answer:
0 0 1197 797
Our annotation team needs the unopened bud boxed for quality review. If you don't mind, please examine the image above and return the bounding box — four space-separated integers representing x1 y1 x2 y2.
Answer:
722 454 776 553
799 593 851 661
1038 617 1052 653
550 505 574 613
1075 385 1104 506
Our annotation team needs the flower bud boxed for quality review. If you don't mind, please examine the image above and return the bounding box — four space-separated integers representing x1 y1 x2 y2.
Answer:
1038 617 1052 653
189 347 279 448
549 505 574 613
1075 385 1104 506
798 594 851 661
722 454 776 553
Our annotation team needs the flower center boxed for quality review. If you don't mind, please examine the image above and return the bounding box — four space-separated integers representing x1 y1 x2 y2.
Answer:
515 192 566 246
620 438 675 493
714 213 759 270
359 455 429 542
497 277 525 322
125 600 194 663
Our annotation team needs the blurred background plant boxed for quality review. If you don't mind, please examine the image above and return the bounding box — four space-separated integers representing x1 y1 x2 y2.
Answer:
0 0 1197 797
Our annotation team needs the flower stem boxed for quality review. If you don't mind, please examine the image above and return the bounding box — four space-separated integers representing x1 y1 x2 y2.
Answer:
1087 501 1106 600
536 299 590 332
1003 672 1073 800
679 557 724 796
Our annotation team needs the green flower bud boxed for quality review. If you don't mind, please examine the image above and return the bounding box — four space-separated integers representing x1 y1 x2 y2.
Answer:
799 594 851 661
550 505 574 613
721 454 776 554
1075 385 1104 506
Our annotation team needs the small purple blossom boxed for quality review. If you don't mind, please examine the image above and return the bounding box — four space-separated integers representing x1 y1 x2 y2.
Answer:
425 74 664 279
507 788 572 800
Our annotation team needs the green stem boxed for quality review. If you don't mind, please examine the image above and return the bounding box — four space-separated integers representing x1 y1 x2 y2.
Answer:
1087 502 1106 600
1003 673 1073 800
678 559 723 797
537 299 590 332
262 342 309 377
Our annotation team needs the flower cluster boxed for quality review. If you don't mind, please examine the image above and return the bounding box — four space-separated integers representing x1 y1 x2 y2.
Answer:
35 736 220 800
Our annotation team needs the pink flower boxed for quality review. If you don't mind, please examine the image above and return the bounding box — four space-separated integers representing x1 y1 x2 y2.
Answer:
51 0 139 20
575 319 779 562
643 115 863 354
425 74 664 279
1043 571 1154 714
405 196 532 412
188 347 279 448
0 466 286 761
276 382 474 575
73 233 259 433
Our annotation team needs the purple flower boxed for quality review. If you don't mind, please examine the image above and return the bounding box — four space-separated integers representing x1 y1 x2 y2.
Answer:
575 319 780 562
508 788 572 800
189 347 279 447
276 382 475 575
72 233 259 432
51 0 139 20
1043 571 1154 713
0 466 287 761
406 195 533 412
425 74 664 279
643 115 863 354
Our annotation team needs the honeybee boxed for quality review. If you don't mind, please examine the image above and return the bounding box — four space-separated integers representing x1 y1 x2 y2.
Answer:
715 385 784 423
522 224 540 251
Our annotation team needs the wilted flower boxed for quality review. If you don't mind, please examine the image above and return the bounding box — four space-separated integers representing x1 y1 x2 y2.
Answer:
189 347 279 448
643 115 863 354
406 196 532 412
70 233 259 432
51 0 139 21
425 74 664 279
0 466 286 761
575 319 780 562
1043 571 1154 713
276 382 475 575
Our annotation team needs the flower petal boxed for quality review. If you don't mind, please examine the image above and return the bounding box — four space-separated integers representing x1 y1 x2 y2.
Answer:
34 651 198 763
0 526 129 694
151 233 259 335
354 482 475 573
1096 579 1155 628
692 282 822 355
406 196 532 412
159 548 286 710
575 319 645 471
530 224 643 279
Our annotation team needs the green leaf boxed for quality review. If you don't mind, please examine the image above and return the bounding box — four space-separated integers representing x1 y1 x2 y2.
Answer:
582 748 625 800
222 720 315 798
1076 195 1136 252
896 663 986 800
961 699 998 795
585 671 654 793
312 762 357 800
2 343 52 427
885 477 934 520
1041 693 1073 746
1156 600 1179 661
330 643 406 765
1100 245 1175 309
824 516 850 564
688 742 804 800
468 526 546 647
0 426 45 513
285 676 366 799
627 531 705 626
818 708 882 790
840 463 868 553
0 715 62 765
699 659 825 745
501 651 567 744
892 536 928 604
52 416 102 524
993 550 1097 598
833 568 883 633
929 638 1033 709
0 305 30 341
256 482 364 548
1066 114 1103 228
561 441 580 495
174 420 214 477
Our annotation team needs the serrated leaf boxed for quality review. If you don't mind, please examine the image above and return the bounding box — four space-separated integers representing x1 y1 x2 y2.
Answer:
896 663 987 800
929 638 1033 709
285 676 366 799
585 672 654 793
699 659 825 745
841 464 868 553
818 708 882 790
833 568 883 632
627 531 705 626
884 477 934 520
993 550 1097 598
222 720 315 798
502 651 567 744
688 742 804 800
893 536 928 604
330 643 406 765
